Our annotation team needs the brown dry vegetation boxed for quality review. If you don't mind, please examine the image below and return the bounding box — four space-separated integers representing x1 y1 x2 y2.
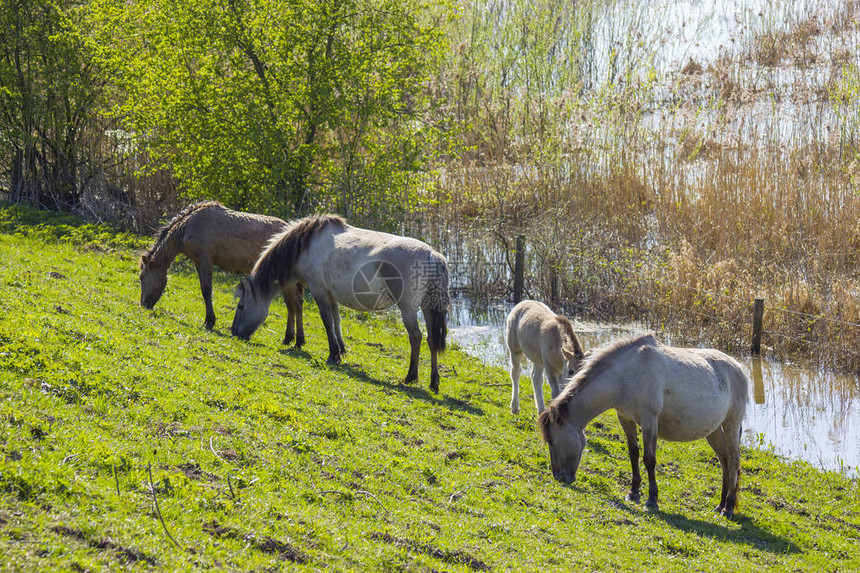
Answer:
417 0 860 372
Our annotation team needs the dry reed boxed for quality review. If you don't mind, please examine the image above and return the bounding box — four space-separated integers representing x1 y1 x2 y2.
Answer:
413 0 860 372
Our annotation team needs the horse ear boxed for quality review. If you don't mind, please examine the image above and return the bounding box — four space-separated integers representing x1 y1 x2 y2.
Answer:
233 280 246 298
537 410 552 442
551 401 569 424
140 254 150 267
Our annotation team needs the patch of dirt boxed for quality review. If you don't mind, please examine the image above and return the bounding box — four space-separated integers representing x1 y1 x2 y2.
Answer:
203 521 308 564
254 536 307 562
50 525 156 566
368 532 489 571
176 463 217 481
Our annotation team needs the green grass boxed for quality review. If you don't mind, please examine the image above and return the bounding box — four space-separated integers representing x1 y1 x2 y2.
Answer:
0 204 858 571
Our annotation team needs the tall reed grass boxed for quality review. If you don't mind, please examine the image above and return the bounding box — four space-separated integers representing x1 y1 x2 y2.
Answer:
415 0 860 372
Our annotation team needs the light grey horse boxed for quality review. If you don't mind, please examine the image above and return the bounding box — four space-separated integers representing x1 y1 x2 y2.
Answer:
231 214 450 392
506 300 586 414
539 334 749 518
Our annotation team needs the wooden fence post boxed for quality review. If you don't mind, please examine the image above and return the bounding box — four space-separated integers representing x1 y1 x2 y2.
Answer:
513 235 525 303
751 298 764 355
752 358 765 404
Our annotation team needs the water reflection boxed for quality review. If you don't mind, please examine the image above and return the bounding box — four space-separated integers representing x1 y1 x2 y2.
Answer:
448 298 860 477
743 357 860 477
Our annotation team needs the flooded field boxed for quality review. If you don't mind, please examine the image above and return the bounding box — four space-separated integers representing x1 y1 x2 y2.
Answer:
448 298 860 477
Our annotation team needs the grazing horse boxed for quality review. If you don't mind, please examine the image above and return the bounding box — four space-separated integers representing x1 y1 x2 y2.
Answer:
506 300 586 414
139 201 304 345
538 334 749 518
230 214 450 392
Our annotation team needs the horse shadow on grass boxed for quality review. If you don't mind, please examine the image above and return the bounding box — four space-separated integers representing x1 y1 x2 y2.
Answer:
304 359 485 416
646 507 802 555
278 346 312 360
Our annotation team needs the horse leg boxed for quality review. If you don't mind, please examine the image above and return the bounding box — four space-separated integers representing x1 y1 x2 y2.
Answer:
617 414 642 504
531 364 546 413
294 284 305 348
281 288 295 346
195 258 216 330
428 343 439 394
705 428 730 514
331 300 346 355
400 307 422 385
720 421 743 518
314 294 342 365
545 350 565 399
547 369 562 400
281 284 305 347
509 350 523 414
641 422 660 511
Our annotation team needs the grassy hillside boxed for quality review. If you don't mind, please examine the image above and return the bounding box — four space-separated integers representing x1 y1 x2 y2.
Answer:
0 205 858 571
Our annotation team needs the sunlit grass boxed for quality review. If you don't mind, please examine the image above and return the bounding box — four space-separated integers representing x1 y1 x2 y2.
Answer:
1 205 859 570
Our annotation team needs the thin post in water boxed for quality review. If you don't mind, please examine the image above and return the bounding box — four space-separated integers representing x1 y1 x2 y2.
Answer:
513 235 525 303
751 298 764 355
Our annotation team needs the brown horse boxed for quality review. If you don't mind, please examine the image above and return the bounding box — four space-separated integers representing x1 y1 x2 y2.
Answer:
539 334 749 518
139 201 304 345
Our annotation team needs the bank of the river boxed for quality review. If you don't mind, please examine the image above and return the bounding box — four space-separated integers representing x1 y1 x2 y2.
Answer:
0 205 858 570
448 299 860 478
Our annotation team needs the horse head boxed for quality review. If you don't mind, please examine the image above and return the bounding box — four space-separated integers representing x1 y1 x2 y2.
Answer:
139 254 167 309
563 347 589 376
538 403 586 484
231 277 271 340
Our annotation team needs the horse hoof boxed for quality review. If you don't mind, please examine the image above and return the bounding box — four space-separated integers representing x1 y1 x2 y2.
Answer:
625 493 640 504
204 321 215 331
644 499 659 511
327 355 342 365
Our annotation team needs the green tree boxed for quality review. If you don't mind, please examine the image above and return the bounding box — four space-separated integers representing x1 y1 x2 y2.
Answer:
0 0 109 210
90 0 449 219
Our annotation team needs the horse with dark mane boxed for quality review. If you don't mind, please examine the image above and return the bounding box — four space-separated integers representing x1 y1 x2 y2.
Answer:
139 201 304 345
231 214 450 392
538 333 748 518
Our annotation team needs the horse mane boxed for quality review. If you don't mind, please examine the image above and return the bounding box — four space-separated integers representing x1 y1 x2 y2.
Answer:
142 200 223 266
252 213 348 289
539 333 659 436
556 315 585 358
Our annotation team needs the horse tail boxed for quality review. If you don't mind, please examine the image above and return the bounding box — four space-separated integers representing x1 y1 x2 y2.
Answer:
734 423 743 511
425 255 449 354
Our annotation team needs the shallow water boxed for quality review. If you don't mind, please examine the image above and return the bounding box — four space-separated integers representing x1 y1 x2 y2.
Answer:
448 298 860 477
